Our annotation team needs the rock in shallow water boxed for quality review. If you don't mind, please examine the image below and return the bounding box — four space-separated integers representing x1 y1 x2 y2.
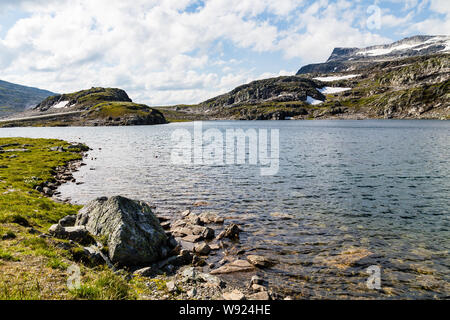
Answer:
76 196 170 266
217 224 241 240
210 259 255 274
246 255 275 268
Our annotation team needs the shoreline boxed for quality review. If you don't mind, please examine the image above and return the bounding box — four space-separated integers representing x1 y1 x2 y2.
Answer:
28 138 282 300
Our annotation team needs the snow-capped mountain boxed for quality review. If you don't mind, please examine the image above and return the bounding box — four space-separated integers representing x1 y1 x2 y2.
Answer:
297 35 449 74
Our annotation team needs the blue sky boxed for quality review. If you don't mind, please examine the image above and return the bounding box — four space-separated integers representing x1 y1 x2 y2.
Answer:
0 0 449 105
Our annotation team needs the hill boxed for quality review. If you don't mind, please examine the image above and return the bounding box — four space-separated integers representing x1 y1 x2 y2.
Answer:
1 87 167 127
0 80 55 117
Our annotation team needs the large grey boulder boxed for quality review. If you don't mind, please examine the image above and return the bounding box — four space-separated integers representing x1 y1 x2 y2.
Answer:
76 196 170 266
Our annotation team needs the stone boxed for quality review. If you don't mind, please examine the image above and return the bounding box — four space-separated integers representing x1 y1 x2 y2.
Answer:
187 288 197 298
160 221 171 230
223 289 246 300
48 224 94 245
201 227 215 240
133 266 156 277
198 212 225 224
181 210 191 217
217 224 241 240
199 273 225 288
210 259 255 274
187 214 203 226
83 246 105 265
209 243 220 251
194 243 211 255
42 187 53 196
176 238 196 251
182 267 198 280
182 234 203 243
193 201 208 207
192 255 206 267
58 215 77 227
166 281 177 293
246 255 275 268
76 196 170 266
172 224 214 240
318 248 373 270
179 249 193 263
251 284 267 292
250 275 264 285
248 291 270 300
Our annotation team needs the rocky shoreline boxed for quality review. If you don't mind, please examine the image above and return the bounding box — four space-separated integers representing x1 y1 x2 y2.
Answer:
40 147 282 301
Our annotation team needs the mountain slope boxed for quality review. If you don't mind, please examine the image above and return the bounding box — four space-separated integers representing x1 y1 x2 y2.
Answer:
158 35 449 121
1 87 167 127
0 80 55 116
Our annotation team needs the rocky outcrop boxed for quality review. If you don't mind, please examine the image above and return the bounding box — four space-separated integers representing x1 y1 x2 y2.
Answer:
200 76 324 110
34 87 132 112
75 196 171 266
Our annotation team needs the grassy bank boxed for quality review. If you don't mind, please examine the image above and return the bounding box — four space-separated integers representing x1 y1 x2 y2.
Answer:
0 138 164 300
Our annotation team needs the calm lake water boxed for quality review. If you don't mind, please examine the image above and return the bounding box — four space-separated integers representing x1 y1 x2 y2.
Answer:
1 120 449 299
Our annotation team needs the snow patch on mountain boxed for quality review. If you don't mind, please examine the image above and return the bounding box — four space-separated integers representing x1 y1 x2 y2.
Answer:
52 101 69 109
314 74 360 82
356 35 450 57
319 87 351 94
306 96 323 105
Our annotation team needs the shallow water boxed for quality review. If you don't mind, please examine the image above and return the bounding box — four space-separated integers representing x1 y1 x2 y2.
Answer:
1 120 449 299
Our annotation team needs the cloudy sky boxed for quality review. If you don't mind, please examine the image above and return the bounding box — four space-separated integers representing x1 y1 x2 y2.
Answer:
0 0 449 106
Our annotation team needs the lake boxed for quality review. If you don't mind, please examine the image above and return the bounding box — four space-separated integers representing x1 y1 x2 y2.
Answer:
1 120 449 299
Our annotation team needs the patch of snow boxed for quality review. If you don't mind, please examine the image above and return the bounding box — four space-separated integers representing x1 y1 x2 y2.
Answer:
319 87 352 94
357 43 418 56
314 74 360 82
441 38 450 52
356 36 450 56
306 96 323 105
52 101 69 109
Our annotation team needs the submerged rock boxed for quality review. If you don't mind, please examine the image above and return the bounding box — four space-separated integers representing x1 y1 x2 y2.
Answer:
246 255 275 268
194 243 211 255
76 196 170 266
210 259 255 274
217 224 241 240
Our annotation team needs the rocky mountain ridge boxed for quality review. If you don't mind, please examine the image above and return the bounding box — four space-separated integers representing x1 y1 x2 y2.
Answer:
297 35 450 74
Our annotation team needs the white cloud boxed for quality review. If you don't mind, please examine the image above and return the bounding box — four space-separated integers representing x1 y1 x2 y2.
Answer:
0 0 445 106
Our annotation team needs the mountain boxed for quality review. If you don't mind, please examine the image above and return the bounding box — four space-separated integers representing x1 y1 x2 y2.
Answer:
158 35 449 121
1 87 167 127
296 35 450 74
0 79 55 116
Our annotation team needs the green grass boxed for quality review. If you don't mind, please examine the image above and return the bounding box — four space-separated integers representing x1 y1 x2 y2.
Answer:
0 138 154 300
0 138 83 227
69 269 136 300
86 102 154 119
